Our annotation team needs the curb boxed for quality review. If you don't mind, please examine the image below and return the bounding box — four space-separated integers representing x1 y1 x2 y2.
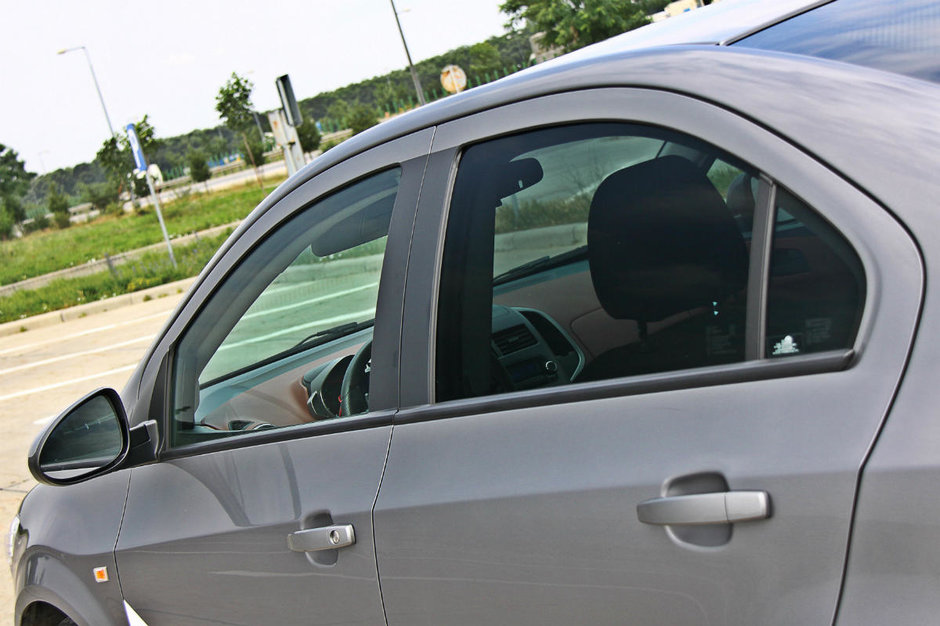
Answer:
0 277 197 339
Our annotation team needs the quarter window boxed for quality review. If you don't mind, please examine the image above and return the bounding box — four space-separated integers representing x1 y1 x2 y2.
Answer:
767 187 865 357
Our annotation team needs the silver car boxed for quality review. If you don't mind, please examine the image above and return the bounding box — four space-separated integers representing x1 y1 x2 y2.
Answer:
10 0 940 624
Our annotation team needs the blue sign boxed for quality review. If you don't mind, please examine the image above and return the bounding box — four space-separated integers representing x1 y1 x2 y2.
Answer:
125 123 148 172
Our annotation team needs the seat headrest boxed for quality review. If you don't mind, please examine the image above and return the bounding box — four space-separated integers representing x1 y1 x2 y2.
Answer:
588 155 748 322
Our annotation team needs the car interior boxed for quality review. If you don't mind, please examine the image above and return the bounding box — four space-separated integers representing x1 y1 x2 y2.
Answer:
171 123 865 442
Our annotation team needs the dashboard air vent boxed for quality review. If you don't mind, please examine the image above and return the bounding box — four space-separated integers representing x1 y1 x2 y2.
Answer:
493 324 537 356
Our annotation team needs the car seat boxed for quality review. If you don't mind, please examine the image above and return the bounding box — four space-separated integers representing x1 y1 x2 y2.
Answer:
577 155 748 381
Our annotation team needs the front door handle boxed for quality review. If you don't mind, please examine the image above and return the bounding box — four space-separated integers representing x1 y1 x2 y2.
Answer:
288 524 356 552
637 491 770 526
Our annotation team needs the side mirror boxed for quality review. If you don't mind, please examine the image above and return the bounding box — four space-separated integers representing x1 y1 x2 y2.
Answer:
28 388 130 486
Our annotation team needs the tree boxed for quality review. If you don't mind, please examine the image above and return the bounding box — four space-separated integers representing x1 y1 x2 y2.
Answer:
47 182 71 229
637 0 672 15
79 180 120 213
0 143 35 222
468 42 503 76
187 150 211 192
500 0 649 53
216 72 262 185
96 136 131 184
348 103 379 135
295 118 321 153
325 100 351 129
96 115 159 198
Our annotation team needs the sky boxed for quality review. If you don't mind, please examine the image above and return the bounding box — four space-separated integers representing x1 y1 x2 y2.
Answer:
0 0 510 174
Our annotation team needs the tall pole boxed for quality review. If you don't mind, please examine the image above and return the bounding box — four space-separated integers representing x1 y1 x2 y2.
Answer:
58 45 116 138
389 0 426 106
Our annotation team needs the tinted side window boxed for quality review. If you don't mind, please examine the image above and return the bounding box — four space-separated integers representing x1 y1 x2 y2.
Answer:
767 187 865 357
435 124 868 404
436 124 756 402
734 0 940 84
172 168 400 446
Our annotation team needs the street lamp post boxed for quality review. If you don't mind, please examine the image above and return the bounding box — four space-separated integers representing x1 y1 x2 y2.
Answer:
57 45 116 137
389 0 426 106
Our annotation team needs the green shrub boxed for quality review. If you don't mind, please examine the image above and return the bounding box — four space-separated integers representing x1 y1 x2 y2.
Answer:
495 195 591 234
53 212 71 229
80 180 120 211
0 207 13 240
296 118 321 152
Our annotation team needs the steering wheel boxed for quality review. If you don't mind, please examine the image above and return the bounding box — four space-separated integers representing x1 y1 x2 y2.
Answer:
340 340 372 417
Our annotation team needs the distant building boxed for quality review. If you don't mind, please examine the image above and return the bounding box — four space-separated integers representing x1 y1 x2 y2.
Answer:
652 0 721 23
529 31 565 64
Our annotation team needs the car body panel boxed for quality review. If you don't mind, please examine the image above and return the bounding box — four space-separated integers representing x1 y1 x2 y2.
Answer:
13 472 130 626
374 86 922 624
114 425 392 625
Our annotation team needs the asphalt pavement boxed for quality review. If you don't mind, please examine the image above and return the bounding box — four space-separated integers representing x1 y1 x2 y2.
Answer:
0 280 189 623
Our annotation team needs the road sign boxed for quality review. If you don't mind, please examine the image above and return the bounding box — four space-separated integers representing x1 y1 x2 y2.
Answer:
125 123 148 172
276 74 302 127
125 123 175 268
441 65 467 94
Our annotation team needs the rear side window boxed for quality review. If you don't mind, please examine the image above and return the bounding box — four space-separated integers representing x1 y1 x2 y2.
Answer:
434 123 865 403
734 0 940 84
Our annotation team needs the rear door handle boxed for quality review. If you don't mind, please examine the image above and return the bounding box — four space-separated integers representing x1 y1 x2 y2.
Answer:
637 491 770 525
288 524 356 552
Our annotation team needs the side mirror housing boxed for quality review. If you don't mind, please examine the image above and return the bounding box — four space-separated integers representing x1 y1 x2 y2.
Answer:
28 388 136 486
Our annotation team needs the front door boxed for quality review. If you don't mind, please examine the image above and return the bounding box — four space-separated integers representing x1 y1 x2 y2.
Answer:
373 91 920 624
114 132 431 625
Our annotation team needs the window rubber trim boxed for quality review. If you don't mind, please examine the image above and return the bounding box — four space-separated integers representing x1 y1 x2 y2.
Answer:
396 348 854 425
158 410 397 461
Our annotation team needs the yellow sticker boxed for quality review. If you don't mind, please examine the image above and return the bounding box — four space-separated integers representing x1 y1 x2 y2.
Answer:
93 567 109 583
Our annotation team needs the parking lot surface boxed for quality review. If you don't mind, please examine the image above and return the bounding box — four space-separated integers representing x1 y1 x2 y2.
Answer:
0 289 185 622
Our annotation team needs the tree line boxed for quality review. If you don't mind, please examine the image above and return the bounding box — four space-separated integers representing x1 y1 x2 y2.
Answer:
3 0 673 238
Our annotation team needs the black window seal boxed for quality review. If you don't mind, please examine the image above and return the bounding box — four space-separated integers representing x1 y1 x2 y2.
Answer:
398 349 854 426
158 410 397 462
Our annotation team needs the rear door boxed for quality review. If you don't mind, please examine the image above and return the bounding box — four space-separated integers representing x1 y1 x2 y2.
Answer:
373 90 920 624
114 130 431 625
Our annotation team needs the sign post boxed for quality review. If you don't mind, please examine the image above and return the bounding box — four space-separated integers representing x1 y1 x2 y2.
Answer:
272 74 306 176
126 123 176 268
267 110 305 177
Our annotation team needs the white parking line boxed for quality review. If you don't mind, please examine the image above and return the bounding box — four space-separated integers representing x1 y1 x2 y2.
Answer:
0 336 153 377
0 310 170 357
218 309 375 351
0 364 137 403
241 282 378 321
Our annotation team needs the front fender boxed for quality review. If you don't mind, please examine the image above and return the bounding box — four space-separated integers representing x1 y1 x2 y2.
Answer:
12 472 130 625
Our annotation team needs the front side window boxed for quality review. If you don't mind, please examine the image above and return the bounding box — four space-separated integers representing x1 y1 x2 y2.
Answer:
435 123 864 403
172 168 400 446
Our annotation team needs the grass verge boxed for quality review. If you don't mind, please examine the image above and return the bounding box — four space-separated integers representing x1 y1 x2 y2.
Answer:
0 231 232 324
0 179 279 286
